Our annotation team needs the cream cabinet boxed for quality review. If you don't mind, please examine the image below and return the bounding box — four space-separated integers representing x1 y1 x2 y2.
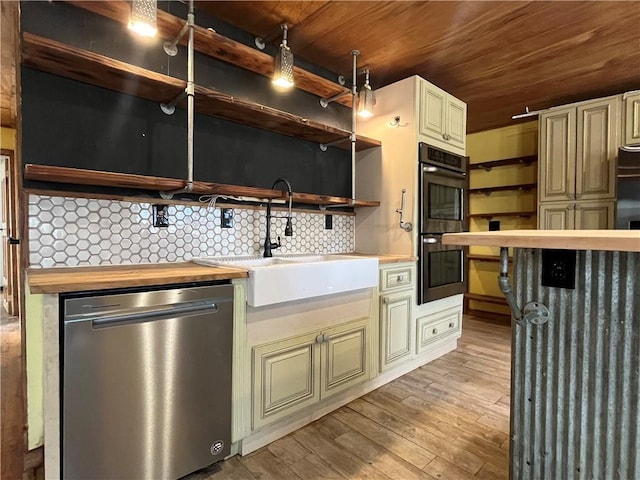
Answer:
419 80 467 155
378 263 416 372
623 91 640 146
251 317 368 430
380 291 412 370
416 305 462 354
539 200 615 230
538 95 620 228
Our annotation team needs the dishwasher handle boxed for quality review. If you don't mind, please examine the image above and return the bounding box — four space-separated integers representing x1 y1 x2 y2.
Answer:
90 302 220 328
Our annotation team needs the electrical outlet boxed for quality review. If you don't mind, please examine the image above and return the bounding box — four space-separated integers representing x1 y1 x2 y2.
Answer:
152 205 169 227
325 214 333 230
221 208 234 228
541 249 576 289
489 220 501 231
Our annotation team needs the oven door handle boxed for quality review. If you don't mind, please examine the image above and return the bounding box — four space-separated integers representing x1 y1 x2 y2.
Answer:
423 236 441 244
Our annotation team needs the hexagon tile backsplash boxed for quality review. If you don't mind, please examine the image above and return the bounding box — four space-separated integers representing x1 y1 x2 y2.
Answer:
28 194 355 268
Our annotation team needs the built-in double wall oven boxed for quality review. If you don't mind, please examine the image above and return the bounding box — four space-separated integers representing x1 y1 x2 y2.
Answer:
418 143 468 304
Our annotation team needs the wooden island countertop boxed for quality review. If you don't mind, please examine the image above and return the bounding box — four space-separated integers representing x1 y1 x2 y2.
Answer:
443 230 640 252
27 262 249 294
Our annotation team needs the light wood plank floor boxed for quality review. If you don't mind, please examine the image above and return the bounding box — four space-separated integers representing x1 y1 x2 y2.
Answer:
188 315 512 480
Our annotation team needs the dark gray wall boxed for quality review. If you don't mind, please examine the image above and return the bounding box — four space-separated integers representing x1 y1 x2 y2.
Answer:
20 1 353 198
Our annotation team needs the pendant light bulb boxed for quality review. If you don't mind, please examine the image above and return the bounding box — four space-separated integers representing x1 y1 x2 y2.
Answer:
272 24 294 90
129 0 158 38
357 70 375 117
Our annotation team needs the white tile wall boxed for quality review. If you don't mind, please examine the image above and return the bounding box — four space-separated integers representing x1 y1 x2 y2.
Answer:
28 194 355 268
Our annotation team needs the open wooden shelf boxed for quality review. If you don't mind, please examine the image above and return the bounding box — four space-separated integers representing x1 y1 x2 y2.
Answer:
24 164 380 208
467 254 512 263
469 182 537 195
64 0 353 108
469 210 537 220
22 33 381 152
469 155 537 171
465 293 508 306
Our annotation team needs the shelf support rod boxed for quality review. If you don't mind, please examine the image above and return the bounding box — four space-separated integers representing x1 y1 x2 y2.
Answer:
318 135 350 152
349 49 358 205
160 90 187 115
161 0 195 199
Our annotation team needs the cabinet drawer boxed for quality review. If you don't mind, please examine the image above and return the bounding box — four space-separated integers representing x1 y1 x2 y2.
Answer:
380 265 415 292
416 306 461 353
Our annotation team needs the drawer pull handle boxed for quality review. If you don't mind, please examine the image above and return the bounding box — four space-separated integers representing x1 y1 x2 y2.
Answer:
432 328 438 335
449 322 455 328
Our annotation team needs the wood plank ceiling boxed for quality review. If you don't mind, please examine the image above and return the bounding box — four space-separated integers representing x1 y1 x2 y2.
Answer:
196 1 640 133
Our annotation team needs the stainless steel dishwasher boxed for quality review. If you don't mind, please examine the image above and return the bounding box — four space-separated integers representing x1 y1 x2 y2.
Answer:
61 283 234 480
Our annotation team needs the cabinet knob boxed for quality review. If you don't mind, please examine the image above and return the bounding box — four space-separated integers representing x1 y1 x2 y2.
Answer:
566 204 573 210
398 275 405 282
323 333 331 343
442 133 447 140
432 328 438 335
449 322 455 328
383 297 389 304
315 334 324 344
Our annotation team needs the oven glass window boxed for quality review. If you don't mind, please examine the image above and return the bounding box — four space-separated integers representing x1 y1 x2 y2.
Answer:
429 250 462 287
428 184 462 220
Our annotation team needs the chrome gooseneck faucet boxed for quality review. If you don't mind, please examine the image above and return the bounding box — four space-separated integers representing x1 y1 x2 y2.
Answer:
264 177 293 257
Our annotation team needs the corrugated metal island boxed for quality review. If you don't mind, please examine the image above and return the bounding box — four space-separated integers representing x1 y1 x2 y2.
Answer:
444 230 640 480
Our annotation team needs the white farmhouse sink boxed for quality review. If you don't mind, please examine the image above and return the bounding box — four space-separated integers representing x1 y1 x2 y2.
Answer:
193 254 378 307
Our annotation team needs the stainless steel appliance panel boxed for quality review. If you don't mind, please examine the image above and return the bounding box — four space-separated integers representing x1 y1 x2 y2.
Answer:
419 234 467 303
418 143 468 304
62 284 233 480
419 143 468 234
616 147 640 229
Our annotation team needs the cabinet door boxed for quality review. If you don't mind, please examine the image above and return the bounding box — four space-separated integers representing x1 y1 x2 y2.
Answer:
419 81 447 143
624 91 640 146
576 97 619 200
321 318 368 399
252 333 320 430
446 95 467 152
575 200 615 229
539 107 576 202
538 202 575 229
380 291 414 371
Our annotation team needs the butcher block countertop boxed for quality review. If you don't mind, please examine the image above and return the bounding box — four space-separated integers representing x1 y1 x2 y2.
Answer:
27 262 248 294
443 230 640 252
354 253 418 264
27 253 417 295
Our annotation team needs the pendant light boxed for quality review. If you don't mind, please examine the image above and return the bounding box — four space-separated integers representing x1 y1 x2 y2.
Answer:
273 24 294 89
128 0 158 38
255 24 295 90
357 69 375 118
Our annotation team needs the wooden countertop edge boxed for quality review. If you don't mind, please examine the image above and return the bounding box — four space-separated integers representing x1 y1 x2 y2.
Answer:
26 255 418 295
442 230 640 252
352 253 418 264
27 262 249 294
